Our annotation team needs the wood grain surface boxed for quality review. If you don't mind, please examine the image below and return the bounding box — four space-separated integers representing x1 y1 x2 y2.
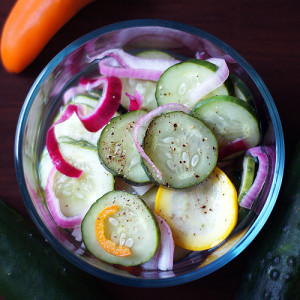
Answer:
0 0 299 299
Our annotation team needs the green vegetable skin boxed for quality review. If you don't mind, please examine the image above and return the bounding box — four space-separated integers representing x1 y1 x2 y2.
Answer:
0 199 109 300
236 142 300 300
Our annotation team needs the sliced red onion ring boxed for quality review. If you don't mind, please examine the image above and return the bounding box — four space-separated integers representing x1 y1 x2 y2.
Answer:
45 167 87 228
142 215 175 271
99 57 164 81
46 105 83 178
47 77 122 178
63 77 103 105
133 103 191 180
96 48 179 70
239 147 269 209
202 39 237 64
126 90 143 111
97 48 180 81
189 58 229 106
218 139 249 161
254 146 276 214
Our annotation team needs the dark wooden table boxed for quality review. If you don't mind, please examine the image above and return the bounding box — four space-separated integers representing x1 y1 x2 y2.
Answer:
0 0 299 299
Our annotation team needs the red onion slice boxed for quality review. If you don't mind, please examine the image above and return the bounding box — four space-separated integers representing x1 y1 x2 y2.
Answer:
78 76 122 132
218 139 249 161
45 167 87 228
96 48 179 70
133 103 191 180
142 215 175 271
126 90 143 111
47 77 122 178
97 48 180 81
201 39 237 64
239 147 269 209
63 77 103 105
46 105 83 178
189 58 229 106
99 57 164 81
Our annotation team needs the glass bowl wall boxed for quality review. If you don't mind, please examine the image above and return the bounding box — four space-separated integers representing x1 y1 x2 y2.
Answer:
15 19 284 287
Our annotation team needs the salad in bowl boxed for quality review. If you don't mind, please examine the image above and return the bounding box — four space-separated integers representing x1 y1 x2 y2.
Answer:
15 20 284 286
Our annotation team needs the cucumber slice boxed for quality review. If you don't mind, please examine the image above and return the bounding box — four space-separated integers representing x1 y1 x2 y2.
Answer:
230 73 254 104
71 94 99 108
135 50 175 59
52 140 114 217
55 112 101 147
98 110 151 184
54 103 119 147
143 111 218 188
192 95 260 149
155 167 238 251
39 147 53 190
82 191 160 266
120 78 158 112
155 59 234 109
238 155 256 204
120 50 175 112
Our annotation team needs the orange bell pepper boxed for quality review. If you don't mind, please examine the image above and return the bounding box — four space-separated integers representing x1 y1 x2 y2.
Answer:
1 0 95 73
95 205 131 257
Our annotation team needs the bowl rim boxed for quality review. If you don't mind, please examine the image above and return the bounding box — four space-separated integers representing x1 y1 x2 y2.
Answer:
14 19 285 287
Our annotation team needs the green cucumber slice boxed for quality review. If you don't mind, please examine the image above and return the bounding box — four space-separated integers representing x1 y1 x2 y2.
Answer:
71 94 99 108
135 50 175 59
39 147 53 190
192 95 260 149
120 50 175 112
98 110 151 184
230 73 255 104
39 138 98 190
143 111 218 188
52 140 114 217
82 191 160 266
120 78 158 112
238 155 256 204
55 112 101 147
155 59 234 109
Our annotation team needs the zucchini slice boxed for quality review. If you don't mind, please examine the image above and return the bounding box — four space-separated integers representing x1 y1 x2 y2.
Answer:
82 191 160 266
143 111 218 188
98 110 151 184
155 59 234 109
192 95 260 149
155 167 238 251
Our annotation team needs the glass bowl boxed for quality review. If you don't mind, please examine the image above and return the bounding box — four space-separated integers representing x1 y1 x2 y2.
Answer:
15 19 284 287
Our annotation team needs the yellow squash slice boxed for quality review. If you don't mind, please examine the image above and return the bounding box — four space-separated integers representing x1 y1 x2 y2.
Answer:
155 167 238 251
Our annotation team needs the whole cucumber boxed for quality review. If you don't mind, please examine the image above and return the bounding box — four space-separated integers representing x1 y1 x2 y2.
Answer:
0 199 109 300
236 142 300 300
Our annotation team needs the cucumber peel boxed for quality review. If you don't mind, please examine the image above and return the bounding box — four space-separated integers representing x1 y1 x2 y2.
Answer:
0 199 109 300
236 142 300 300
